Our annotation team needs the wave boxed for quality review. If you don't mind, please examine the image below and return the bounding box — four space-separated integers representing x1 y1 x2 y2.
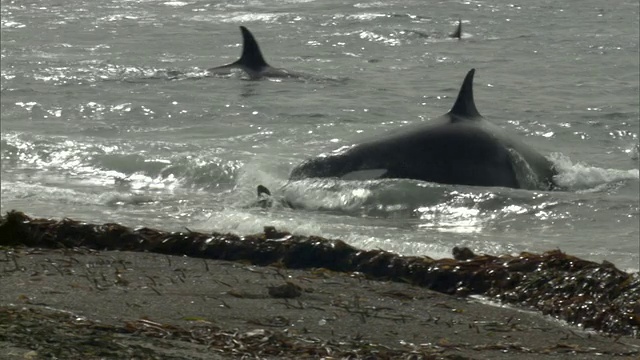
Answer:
229 151 639 236
273 177 558 218
1 61 217 87
1 133 240 193
550 153 639 191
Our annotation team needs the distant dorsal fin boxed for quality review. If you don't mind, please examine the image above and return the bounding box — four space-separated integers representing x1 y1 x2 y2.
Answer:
451 18 462 39
449 68 481 118
235 26 269 69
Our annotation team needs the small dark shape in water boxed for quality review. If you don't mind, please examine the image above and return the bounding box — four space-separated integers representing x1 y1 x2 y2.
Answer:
450 18 463 39
257 185 273 209
257 184 271 197
263 226 290 240
452 246 476 260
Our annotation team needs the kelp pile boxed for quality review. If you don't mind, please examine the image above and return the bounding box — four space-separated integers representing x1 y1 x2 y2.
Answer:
1 210 638 336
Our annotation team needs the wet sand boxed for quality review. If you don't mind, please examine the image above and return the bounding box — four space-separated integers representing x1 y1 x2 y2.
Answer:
1 247 639 359
1 211 639 359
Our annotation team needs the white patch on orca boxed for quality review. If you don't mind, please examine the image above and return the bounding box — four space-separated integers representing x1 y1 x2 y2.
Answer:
507 147 542 190
340 169 387 180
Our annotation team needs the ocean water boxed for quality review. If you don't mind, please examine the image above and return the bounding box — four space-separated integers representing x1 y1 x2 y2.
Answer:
1 0 638 271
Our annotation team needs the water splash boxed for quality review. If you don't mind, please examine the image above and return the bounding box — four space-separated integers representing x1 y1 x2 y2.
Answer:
550 153 639 190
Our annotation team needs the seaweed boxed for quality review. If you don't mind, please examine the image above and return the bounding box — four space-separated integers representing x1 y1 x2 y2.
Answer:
0 306 445 359
1 210 638 336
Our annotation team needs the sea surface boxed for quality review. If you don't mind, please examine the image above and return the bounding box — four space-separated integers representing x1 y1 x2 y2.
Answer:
1 0 638 271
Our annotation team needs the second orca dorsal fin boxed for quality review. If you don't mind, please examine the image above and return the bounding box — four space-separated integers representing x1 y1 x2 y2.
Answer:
451 18 462 39
234 26 269 70
448 68 481 119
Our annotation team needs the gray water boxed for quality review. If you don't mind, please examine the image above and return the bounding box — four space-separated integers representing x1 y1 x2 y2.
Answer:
1 0 638 271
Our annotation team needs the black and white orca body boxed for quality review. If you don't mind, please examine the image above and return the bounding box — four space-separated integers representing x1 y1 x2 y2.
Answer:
289 69 557 190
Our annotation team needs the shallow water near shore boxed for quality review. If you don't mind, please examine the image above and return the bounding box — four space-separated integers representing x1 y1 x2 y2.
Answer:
1 0 638 271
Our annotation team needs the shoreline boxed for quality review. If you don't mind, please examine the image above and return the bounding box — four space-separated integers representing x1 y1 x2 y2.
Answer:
1 211 639 359
2 248 639 359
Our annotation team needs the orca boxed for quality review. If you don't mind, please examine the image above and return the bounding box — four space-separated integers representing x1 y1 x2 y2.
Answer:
450 18 462 39
208 26 309 80
287 69 558 190
401 19 463 40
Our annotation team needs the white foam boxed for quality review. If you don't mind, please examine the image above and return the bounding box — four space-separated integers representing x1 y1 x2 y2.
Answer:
550 153 639 190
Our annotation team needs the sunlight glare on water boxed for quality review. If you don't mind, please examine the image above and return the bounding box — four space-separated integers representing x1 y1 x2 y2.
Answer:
1 0 638 271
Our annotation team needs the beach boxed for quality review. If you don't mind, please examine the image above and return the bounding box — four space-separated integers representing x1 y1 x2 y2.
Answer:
1 212 638 359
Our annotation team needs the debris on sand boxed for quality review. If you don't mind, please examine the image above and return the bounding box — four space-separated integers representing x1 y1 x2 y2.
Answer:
1 210 638 336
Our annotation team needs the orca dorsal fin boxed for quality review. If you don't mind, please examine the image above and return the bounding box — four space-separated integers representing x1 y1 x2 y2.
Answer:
451 18 462 39
235 26 269 70
449 68 481 119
